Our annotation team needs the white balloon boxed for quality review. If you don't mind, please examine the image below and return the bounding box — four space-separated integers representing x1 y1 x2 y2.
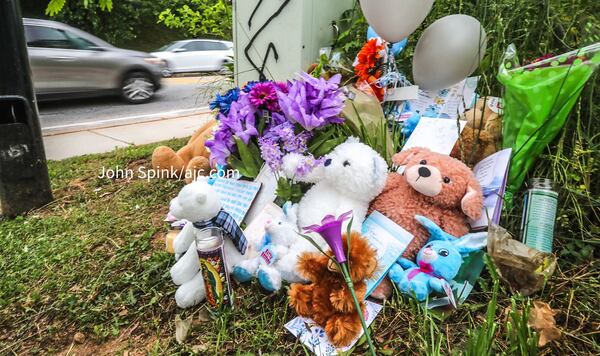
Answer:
360 0 435 43
413 14 487 91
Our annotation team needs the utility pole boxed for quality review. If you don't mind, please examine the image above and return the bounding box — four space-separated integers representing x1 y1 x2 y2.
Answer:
0 0 53 216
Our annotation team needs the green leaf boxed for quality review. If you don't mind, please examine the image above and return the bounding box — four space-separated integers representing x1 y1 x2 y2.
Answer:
233 138 261 178
45 0 66 16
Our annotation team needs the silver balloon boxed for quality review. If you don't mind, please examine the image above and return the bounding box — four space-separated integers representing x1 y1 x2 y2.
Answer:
360 0 435 43
413 14 487 91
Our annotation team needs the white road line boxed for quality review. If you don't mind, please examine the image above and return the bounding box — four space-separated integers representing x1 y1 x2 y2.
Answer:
42 107 210 131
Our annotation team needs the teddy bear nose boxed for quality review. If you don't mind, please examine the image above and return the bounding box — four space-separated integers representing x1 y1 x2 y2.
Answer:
324 158 332 167
418 166 431 177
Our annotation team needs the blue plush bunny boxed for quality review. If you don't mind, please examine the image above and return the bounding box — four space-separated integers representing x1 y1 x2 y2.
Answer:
388 215 487 301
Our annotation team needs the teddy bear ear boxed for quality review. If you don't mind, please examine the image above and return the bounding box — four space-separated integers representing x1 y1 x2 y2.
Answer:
392 147 429 166
345 136 360 144
461 176 484 220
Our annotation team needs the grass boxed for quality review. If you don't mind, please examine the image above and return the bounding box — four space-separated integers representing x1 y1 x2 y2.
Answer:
0 137 597 355
1 0 599 354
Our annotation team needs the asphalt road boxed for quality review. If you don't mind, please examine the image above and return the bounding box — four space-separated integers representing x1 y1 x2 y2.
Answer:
38 75 230 132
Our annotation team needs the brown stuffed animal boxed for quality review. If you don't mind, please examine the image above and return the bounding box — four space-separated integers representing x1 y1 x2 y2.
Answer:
151 120 215 183
289 232 377 347
451 97 502 166
369 147 483 260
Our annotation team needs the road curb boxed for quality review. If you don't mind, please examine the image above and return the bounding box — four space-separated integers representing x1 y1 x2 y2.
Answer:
42 107 212 137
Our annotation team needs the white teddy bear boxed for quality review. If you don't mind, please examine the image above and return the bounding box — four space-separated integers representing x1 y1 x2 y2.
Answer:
232 205 309 291
168 178 250 308
282 137 388 232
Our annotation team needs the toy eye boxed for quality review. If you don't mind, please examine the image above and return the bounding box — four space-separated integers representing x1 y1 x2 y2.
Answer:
278 221 282 225
425 243 432 248
419 159 427 165
439 249 449 257
443 177 451 184
343 160 351 167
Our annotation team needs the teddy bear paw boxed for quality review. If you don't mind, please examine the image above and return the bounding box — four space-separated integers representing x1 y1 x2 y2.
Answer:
257 267 282 292
325 313 363 347
232 266 254 283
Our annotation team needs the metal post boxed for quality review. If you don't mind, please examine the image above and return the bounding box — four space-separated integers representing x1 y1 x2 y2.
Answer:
0 0 53 216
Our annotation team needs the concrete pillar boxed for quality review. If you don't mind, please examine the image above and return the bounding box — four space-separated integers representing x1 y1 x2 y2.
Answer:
232 0 354 84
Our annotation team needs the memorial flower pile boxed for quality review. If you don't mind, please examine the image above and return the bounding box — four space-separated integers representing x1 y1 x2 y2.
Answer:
206 73 346 178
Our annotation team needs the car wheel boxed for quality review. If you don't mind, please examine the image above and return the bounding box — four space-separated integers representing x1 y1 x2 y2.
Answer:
218 61 232 75
121 71 155 104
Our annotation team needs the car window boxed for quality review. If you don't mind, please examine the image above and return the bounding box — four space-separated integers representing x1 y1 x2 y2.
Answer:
204 42 229 50
24 25 97 50
182 41 203 51
25 25 74 49
64 30 97 50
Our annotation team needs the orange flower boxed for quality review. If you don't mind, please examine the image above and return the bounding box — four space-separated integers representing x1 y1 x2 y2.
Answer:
354 38 386 81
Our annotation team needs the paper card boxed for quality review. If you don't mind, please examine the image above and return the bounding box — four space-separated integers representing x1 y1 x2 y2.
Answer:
470 148 512 229
285 301 382 356
384 85 419 102
212 177 261 224
244 165 278 225
243 202 283 248
408 77 479 120
401 117 467 155
361 211 414 297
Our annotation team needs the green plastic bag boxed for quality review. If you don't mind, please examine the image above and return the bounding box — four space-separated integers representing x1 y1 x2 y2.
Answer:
497 43 600 194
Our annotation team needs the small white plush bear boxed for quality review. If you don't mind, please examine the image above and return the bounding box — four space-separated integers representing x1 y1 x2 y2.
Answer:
232 205 307 291
169 177 248 308
282 137 388 232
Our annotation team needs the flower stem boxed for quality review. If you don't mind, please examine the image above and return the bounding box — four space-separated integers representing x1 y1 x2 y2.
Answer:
340 263 376 356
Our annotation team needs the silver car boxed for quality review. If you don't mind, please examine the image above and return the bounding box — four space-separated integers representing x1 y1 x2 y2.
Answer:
24 18 164 104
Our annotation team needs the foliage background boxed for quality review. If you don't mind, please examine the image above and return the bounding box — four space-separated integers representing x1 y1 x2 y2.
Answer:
21 0 233 51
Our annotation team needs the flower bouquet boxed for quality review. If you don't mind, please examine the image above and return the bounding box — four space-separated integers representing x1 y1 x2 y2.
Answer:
206 74 346 182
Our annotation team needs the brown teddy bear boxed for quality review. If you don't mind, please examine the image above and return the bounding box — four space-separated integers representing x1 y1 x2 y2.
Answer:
369 147 483 260
289 232 377 347
451 97 502 166
151 119 216 183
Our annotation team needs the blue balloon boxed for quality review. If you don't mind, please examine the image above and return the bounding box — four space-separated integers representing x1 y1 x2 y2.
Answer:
367 26 408 56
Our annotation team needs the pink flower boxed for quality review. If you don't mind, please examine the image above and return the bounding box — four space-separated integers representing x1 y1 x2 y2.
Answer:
248 82 280 111
303 211 352 263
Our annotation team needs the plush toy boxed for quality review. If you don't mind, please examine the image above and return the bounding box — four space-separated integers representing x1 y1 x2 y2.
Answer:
289 232 377 347
369 147 483 260
282 137 388 232
152 119 216 183
168 178 249 308
389 215 487 301
451 97 502 165
232 206 307 292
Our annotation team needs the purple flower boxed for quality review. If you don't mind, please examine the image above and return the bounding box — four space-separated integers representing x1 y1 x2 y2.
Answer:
270 112 287 126
258 135 283 171
222 95 259 144
209 87 239 115
295 154 323 177
304 211 353 263
277 73 346 131
205 127 235 166
248 82 280 111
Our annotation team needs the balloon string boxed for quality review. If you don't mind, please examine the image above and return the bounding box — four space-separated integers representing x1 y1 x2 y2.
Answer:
373 44 412 89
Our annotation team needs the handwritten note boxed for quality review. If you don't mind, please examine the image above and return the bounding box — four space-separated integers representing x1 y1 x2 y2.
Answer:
212 178 261 224
361 211 413 296
470 148 512 229
402 117 467 155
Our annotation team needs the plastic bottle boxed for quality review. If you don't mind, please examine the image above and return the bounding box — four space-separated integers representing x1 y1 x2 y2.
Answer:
519 178 558 253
